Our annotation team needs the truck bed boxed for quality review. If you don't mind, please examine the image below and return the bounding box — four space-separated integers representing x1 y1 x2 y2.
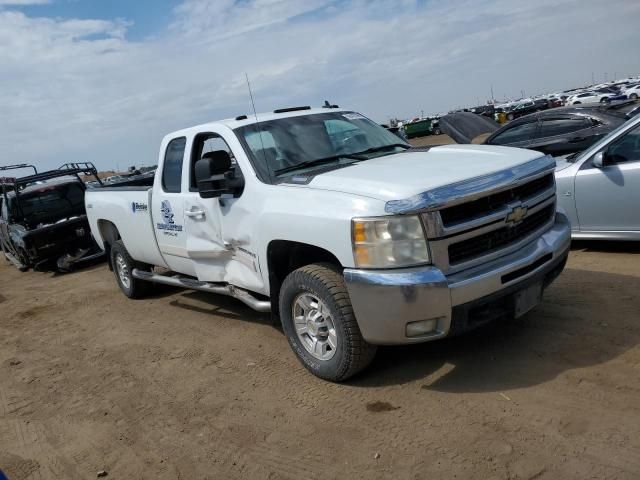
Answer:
85 187 167 268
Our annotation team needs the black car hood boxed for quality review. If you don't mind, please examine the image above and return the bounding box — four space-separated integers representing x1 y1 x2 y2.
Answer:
439 112 500 144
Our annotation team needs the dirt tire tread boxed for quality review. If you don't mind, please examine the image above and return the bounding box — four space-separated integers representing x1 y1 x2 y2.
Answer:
110 240 151 299
280 263 377 382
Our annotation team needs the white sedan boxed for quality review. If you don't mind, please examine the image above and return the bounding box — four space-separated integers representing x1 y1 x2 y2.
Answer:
624 84 640 100
555 114 640 240
566 91 614 105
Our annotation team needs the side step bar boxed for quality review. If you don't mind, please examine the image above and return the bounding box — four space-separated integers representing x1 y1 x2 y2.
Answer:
3 251 28 271
131 269 271 313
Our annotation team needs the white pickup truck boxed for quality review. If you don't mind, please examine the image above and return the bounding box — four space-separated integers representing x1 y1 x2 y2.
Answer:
86 106 571 381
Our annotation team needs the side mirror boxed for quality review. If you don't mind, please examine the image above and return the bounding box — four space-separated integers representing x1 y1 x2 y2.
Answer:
592 151 605 168
194 150 244 199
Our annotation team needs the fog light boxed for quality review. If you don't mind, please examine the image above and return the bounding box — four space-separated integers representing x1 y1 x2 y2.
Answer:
406 318 439 337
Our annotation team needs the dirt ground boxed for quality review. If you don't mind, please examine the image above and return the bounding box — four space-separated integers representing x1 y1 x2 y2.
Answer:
1 241 639 480
409 133 456 147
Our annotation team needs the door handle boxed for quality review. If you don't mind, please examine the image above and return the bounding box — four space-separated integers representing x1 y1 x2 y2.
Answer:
185 209 205 218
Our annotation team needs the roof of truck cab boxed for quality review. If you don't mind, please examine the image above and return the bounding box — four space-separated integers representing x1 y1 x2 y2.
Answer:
166 107 350 138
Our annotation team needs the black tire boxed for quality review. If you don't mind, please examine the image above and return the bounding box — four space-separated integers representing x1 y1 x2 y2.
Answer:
279 263 377 382
600 97 610 103
433 128 441 136
631 93 638 100
507 113 514 121
573 101 581 105
110 240 151 299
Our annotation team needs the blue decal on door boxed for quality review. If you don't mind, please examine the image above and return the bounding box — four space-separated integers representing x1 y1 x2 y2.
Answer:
156 200 183 232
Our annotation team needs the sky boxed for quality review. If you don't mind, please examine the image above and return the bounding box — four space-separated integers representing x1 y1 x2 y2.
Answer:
1 0 639 172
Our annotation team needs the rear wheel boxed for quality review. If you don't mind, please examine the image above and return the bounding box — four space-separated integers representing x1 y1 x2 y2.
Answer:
600 97 610 103
507 113 514 121
279 263 377 382
630 93 638 100
110 240 150 299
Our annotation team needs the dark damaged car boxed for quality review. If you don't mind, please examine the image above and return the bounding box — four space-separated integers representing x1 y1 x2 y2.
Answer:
439 104 633 157
0 163 104 272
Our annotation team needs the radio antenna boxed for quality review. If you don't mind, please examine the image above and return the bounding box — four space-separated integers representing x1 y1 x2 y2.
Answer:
245 73 274 182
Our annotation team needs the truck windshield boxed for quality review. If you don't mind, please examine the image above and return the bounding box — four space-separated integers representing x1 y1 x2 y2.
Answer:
234 111 409 182
11 182 85 227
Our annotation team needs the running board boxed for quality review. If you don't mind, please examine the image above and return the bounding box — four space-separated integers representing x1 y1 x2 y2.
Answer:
131 269 271 313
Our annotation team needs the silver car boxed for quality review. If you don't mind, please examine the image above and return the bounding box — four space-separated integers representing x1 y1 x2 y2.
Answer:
555 113 640 240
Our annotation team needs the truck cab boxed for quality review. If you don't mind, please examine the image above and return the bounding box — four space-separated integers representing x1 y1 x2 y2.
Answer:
86 107 571 382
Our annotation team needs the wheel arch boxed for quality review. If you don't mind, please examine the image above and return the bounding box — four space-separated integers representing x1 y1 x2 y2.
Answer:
266 240 343 315
97 219 121 270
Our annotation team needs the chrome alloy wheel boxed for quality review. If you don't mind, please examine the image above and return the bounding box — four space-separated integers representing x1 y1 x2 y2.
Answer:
115 253 131 290
292 293 338 361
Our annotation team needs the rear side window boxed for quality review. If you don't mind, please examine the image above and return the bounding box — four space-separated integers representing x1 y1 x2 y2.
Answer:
490 122 537 145
539 118 590 137
162 137 186 193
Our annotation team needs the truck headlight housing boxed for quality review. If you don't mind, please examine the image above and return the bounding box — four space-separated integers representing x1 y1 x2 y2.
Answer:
352 215 430 268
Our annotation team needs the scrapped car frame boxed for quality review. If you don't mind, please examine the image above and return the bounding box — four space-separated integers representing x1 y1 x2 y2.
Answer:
0 162 104 272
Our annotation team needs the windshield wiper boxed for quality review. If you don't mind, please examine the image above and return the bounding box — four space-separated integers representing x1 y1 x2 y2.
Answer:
351 143 411 155
273 144 410 176
274 153 366 176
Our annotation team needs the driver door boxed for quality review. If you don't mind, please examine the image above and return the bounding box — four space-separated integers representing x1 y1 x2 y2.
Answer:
574 122 640 232
183 132 262 289
531 116 594 156
182 133 233 282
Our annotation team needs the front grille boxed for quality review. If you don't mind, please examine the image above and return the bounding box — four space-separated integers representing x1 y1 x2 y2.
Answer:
440 173 554 227
448 204 555 265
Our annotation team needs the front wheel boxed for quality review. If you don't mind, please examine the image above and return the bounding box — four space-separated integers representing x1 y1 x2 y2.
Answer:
630 93 638 100
279 263 377 382
110 240 150 299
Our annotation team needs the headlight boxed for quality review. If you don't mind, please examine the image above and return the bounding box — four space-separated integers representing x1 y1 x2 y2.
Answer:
352 215 430 268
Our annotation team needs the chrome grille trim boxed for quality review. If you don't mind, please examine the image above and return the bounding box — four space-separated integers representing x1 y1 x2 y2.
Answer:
422 185 556 239
427 196 556 274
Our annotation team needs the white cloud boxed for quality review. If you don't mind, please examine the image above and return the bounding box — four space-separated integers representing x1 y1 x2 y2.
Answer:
0 0 639 171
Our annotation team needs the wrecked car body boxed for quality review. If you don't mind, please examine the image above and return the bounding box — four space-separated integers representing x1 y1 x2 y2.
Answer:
0 163 104 272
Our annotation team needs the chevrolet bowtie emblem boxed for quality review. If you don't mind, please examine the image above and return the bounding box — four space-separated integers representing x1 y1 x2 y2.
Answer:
506 205 528 224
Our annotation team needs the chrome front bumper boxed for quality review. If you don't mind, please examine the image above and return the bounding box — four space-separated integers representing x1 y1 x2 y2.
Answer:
343 212 571 345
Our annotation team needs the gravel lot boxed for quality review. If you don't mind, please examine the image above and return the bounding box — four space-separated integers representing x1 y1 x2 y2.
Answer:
1 241 639 480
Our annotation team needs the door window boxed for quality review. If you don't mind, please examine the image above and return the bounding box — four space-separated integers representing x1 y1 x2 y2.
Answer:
190 133 243 191
162 137 186 193
606 123 640 164
490 122 537 145
538 118 590 138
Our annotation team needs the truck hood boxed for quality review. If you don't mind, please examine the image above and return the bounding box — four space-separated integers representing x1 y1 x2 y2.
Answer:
305 145 545 201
